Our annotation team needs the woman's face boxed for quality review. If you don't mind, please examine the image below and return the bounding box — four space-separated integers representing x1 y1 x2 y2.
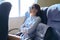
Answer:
30 7 38 16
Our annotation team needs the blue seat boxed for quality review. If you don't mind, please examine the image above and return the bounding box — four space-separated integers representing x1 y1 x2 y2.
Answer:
0 2 12 40
41 7 48 24
47 4 60 40
25 11 30 19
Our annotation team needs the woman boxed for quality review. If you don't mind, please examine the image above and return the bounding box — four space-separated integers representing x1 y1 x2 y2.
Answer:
20 4 41 40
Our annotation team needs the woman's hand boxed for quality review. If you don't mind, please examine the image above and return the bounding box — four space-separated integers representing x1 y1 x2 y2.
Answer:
21 27 28 34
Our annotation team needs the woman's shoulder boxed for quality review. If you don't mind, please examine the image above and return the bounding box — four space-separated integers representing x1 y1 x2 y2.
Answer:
36 16 41 20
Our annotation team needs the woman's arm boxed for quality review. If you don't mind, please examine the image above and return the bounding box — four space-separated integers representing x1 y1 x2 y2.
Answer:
24 17 41 34
28 17 41 34
20 17 41 34
19 24 25 32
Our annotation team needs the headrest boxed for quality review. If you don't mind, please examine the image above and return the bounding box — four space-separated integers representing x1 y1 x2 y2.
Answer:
41 7 48 11
47 4 60 21
0 2 12 16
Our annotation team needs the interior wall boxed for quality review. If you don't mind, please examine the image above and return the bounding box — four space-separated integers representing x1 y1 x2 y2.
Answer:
8 17 25 34
38 0 60 7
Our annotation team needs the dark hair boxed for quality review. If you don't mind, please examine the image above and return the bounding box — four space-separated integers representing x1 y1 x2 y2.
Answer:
31 4 42 16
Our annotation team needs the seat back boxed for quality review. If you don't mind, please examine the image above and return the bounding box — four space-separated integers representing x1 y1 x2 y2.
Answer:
25 11 30 19
35 23 49 40
41 7 48 24
47 4 60 39
0 2 12 40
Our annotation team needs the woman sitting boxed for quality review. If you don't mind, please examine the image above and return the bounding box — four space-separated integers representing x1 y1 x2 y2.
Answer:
19 4 41 40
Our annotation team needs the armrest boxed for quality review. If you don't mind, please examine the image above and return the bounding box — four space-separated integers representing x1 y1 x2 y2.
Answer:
9 28 19 32
8 34 20 40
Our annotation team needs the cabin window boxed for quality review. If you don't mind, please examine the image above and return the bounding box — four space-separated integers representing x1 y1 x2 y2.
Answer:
4 0 37 17
20 0 37 16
